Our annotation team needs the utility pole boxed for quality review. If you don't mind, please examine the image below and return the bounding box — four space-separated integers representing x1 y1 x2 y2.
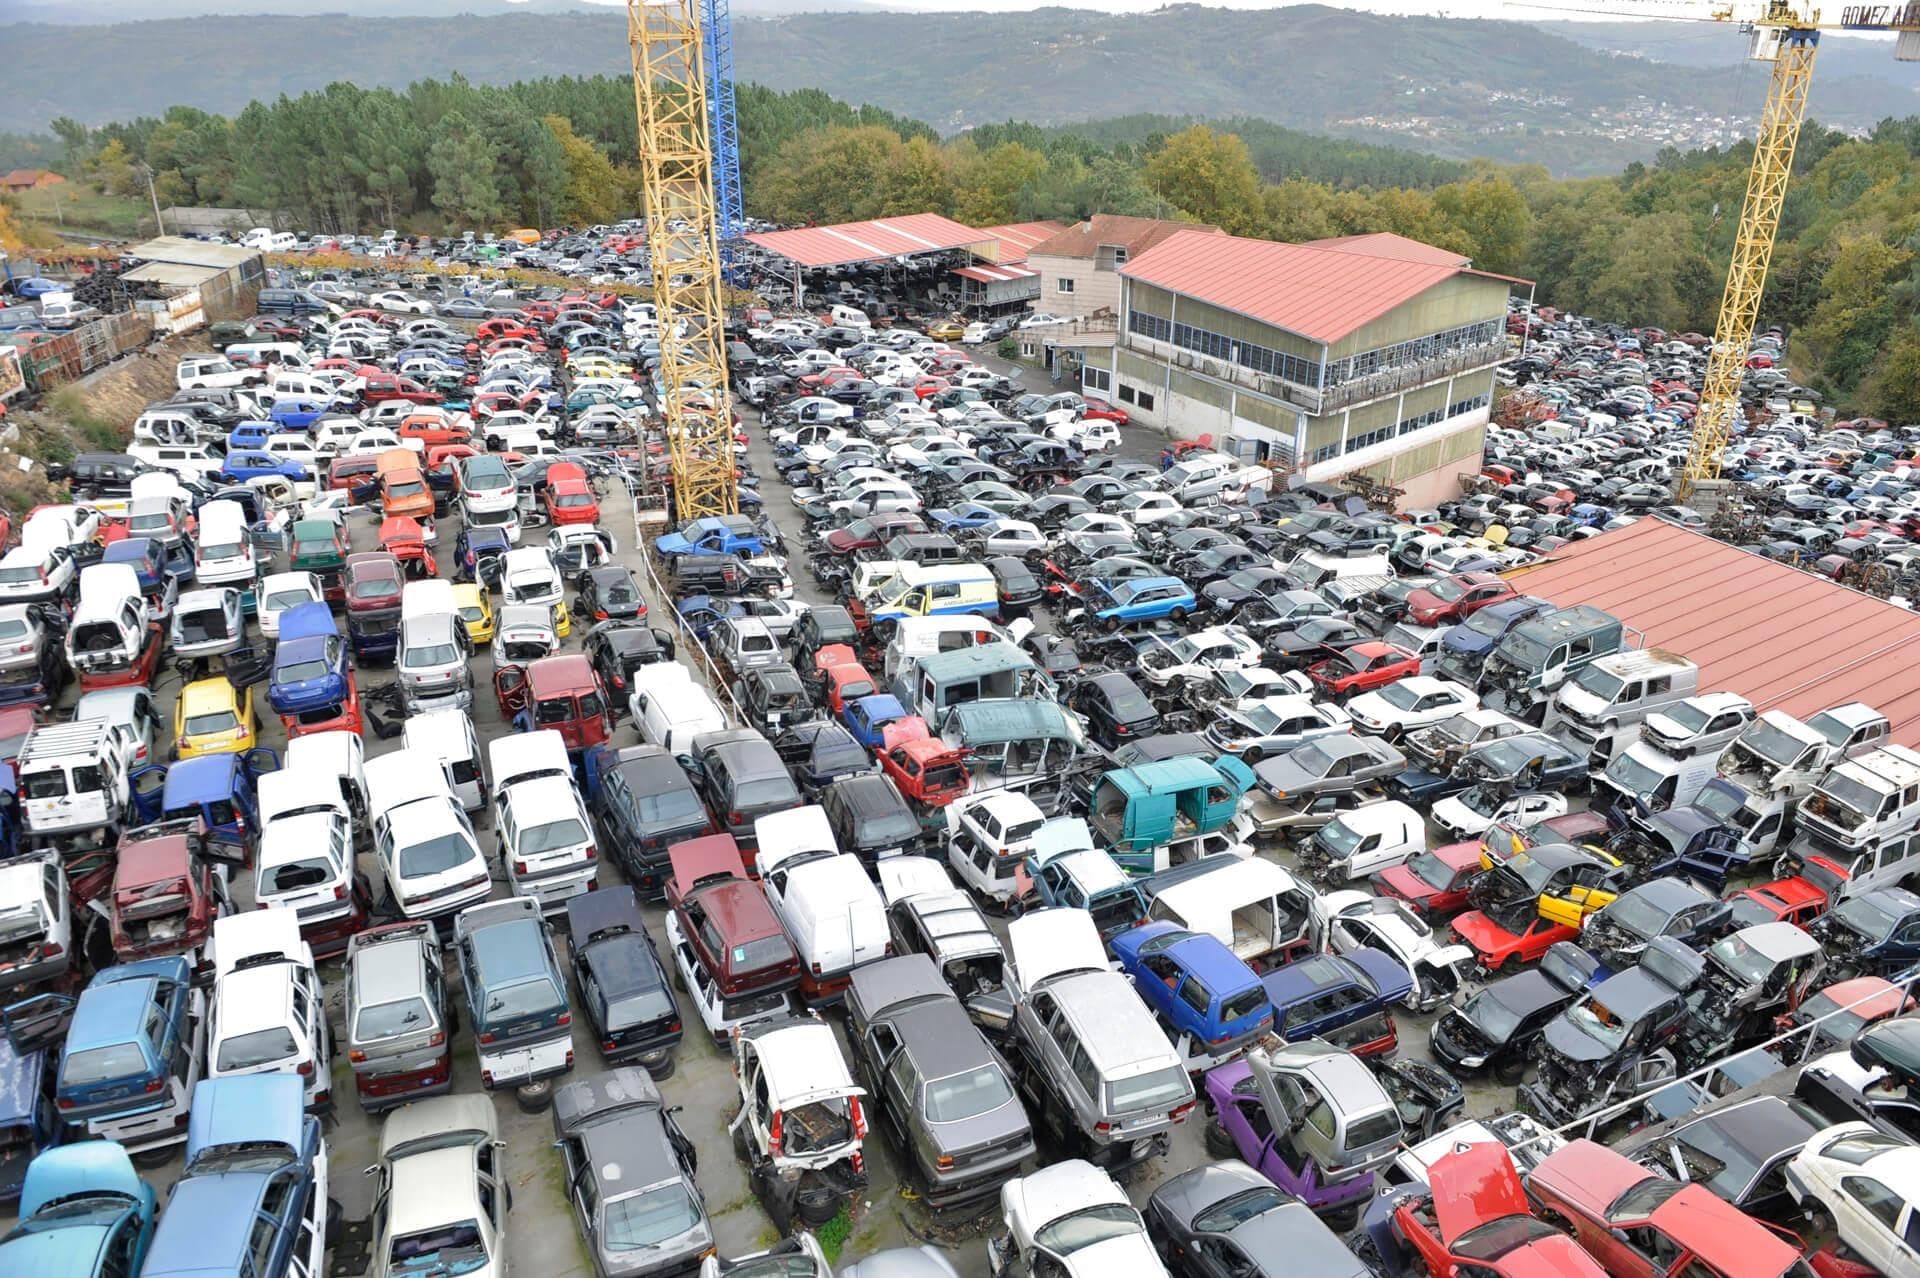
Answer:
135 162 165 237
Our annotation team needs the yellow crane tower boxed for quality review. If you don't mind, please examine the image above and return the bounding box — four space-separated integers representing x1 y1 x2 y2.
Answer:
1599 1 1920 501
627 0 738 519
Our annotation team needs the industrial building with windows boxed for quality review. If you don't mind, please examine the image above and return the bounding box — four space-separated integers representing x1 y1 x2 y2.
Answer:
1078 229 1523 506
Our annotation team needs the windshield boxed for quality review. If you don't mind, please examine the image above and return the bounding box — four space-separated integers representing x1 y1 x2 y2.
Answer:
217 1027 298 1071
485 976 561 1022
1834 893 1903 942
1291 743 1330 774
1464 607 1513 638
1427 577 1468 602
389 1221 488 1276
277 658 332 684
1660 701 1715 735
520 817 587 855
1709 932 1785 984
1565 995 1632 1052
924 1064 1015 1122
1732 719 1808 768
1500 631 1549 665
351 574 397 600
1034 1204 1144 1256
405 642 458 669
1405 849 1458 890
1462 988 1525 1041
200 540 246 561
1108 1064 1189 1114
261 855 336 895
1570 665 1623 700
1603 889 1675 939
398 833 475 879
355 996 433 1042
1815 772 1882 821
1606 750 1663 798
0 565 43 584
267 589 314 612
62 1043 147 1087
185 709 239 735
1317 819 1364 857
1454 1217 1562 1263
603 1184 701 1251
1374 681 1423 711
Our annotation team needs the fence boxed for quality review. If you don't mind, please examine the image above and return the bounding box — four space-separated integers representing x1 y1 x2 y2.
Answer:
16 311 156 392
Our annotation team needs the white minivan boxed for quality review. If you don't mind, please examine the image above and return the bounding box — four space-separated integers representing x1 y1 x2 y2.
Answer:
404 709 487 812
753 806 888 1005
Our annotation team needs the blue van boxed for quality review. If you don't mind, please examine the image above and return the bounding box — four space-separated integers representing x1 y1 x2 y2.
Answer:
1111 920 1272 1064
55 957 202 1161
0 1142 157 1277
142 1075 324 1278
0 1022 61 1203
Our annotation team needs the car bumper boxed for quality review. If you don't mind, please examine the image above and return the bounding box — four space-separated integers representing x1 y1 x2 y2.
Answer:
355 1053 454 1109
920 1140 1033 1210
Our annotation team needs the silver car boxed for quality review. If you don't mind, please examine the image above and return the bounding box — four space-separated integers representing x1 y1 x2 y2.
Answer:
344 921 456 1111
398 612 473 713
554 1069 713 1278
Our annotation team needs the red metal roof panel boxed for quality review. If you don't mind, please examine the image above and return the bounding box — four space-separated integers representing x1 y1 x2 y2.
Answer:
744 213 992 269
1504 519 1920 746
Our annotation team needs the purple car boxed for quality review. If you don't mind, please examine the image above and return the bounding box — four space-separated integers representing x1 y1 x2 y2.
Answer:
1203 1057 1377 1219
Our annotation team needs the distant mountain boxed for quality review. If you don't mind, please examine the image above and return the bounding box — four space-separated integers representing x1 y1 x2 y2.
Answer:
3 4 1914 174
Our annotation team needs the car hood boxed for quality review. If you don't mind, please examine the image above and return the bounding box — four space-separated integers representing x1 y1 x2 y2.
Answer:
1540 1013 1611 1065
1062 1232 1162 1277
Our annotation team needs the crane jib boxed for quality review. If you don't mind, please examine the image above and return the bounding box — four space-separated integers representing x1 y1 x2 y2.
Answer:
1840 3 1920 28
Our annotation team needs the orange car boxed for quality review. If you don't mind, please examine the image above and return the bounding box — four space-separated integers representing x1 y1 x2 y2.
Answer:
376 448 435 523
543 462 600 527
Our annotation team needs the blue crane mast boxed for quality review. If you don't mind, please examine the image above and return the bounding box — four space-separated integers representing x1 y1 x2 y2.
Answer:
701 0 744 240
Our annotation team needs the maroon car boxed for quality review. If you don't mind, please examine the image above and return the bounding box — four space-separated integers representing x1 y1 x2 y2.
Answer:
663 834 800 1043
1404 572 1516 627
1371 839 1484 922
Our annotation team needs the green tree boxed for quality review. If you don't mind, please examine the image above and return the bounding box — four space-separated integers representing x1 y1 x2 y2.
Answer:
426 112 504 226
545 114 622 224
952 141 1046 225
48 116 91 173
1431 175 1531 275
754 125 901 224
1860 325 1920 423
1141 125 1263 235
877 135 952 216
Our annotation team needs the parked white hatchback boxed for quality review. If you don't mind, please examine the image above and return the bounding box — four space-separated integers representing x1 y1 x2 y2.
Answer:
1788 1122 1920 1278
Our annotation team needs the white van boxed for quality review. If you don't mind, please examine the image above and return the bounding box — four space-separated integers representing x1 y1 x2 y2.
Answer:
1145 856 1315 969
639 682 729 763
883 615 1015 681
863 563 1001 628
15 720 130 837
827 303 871 329
229 342 310 371
405 709 487 812
754 806 888 1005
400 577 458 623
65 563 152 682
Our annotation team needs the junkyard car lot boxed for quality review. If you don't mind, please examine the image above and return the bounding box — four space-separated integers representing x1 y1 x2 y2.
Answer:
19 234 1920 1278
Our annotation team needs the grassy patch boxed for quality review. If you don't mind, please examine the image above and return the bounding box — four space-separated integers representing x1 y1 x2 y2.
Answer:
47 385 123 450
815 1206 853 1264
15 185 151 238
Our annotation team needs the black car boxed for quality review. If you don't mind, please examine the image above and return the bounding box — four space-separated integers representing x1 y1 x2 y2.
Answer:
790 604 859 669
1584 877 1734 970
1147 1160 1369 1278
576 564 646 624
820 773 923 866
1263 616 1370 669
1626 1095 1826 1220
1176 543 1262 591
1065 670 1161 750
584 620 675 708
1201 566 1293 612
733 663 815 736
565 890 684 1076
1019 632 1083 679
584 742 715 895
690 729 802 853
986 556 1043 616
1428 941 1598 1079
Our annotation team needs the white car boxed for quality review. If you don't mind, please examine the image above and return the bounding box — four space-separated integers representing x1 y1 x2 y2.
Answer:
368 290 433 315
256 808 360 945
1017 312 1071 329
1430 787 1569 842
986 1160 1167 1278
1310 890 1474 1013
1115 491 1183 525
372 1097 507 1278
1787 1123 1920 1278
206 909 334 1109
258 571 324 639
1136 625 1264 687
1345 676 1478 738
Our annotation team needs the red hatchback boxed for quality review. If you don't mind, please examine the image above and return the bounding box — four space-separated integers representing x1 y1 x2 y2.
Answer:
664 834 801 1043
1307 642 1420 697
497 653 612 754
543 462 600 527
1371 839 1483 923
1392 1144 1606 1278
1405 572 1516 627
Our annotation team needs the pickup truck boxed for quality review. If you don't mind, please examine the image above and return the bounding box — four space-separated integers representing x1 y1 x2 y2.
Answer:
655 514 765 558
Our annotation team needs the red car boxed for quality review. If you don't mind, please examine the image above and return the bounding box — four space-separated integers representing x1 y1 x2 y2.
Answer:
824 662 880 716
1371 839 1483 922
543 462 600 526
1080 397 1129 425
1307 641 1420 697
1392 1144 1606 1278
1451 910 1579 973
1726 855 1849 930
1527 1139 1810 1278
664 835 800 1032
1404 572 1516 627
359 373 442 406
877 721 970 809
327 455 379 493
820 512 925 557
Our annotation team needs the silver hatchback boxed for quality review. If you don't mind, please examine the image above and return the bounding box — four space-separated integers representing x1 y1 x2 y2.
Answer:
345 920 456 1111
398 612 473 713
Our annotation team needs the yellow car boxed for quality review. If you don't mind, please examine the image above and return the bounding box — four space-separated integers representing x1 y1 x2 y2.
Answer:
551 599 572 639
453 583 496 644
926 319 965 341
173 677 258 759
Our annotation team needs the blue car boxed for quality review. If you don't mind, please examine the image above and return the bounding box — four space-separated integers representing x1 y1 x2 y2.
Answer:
927 502 1000 532
1263 951 1413 1055
102 535 177 594
221 450 311 486
55 958 198 1158
132 751 274 849
10 278 62 300
1084 576 1198 629
0 1142 156 1276
225 423 278 451
843 693 910 749
1436 595 1553 674
675 594 745 642
146 1075 321 1278
268 397 328 430
1112 921 1272 1061
1811 887 1920 980
268 602 350 719
0 1024 62 1203
655 514 765 558
453 525 513 586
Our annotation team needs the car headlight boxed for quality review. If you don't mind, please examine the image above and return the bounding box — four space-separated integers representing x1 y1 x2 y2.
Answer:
1457 1054 1487 1068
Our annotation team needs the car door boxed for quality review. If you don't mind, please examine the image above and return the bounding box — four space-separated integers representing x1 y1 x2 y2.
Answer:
1838 1175 1919 1275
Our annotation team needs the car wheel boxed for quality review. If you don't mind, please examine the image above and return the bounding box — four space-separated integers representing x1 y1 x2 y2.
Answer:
1494 1054 1528 1085
1242 746 1263 765
794 1180 841 1226
1169 606 1187 623
133 1145 175 1170
643 1052 677 1081
325 1197 344 1246
514 1078 555 1113
1103 617 1120 633
1203 1119 1235 1159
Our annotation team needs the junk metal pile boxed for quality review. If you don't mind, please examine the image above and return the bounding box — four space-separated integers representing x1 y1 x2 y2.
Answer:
5 253 1920 1278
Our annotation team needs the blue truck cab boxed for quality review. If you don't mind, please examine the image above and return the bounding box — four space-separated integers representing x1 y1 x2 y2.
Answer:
453 897 575 1093
55 957 204 1159
0 1142 156 1278
132 750 275 853
143 1075 326 1278
1024 817 1150 942
655 514 764 558
1435 595 1552 683
1112 920 1272 1066
269 602 350 719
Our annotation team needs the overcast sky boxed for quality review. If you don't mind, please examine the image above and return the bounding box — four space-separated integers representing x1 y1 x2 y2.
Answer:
565 0 1687 19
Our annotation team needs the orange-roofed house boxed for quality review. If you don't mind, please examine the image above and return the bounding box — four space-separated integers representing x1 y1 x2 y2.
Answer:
0 169 65 192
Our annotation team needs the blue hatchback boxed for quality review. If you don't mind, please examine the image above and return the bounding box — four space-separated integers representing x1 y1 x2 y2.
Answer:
843 693 910 749
1112 921 1272 1061
0 1142 156 1278
269 603 350 718
1086 576 1197 629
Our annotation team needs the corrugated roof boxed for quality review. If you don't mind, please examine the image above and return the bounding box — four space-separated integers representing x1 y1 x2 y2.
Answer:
126 235 261 270
1028 214 1220 261
1122 228 1482 345
122 261 225 287
744 214 992 269
1305 231 1472 267
1504 518 1920 746
974 220 1066 262
953 263 1038 284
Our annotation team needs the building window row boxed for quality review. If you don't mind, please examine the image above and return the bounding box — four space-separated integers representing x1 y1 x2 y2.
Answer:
1127 309 1324 388
1322 390 1496 462
1448 392 1491 419
1324 318 1503 387
1056 278 1075 294
1084 366 1112 393
1116 383 1155 411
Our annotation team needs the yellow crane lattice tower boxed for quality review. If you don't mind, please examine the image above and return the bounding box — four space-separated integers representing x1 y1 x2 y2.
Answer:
627 0 738 519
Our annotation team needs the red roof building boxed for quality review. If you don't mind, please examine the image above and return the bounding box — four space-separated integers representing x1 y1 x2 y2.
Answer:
744 213 992 270
0 169 65 192
1505 518 1920 744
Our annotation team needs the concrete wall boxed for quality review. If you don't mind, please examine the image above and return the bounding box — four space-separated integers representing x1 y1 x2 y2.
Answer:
1029 251 1122 321
1329 273 1510 361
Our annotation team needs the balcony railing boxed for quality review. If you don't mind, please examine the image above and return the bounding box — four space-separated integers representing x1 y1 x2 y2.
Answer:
1126 335 1507 415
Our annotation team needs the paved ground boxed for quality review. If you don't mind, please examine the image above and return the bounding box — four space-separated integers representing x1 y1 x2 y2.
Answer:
5 344 1506 1275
